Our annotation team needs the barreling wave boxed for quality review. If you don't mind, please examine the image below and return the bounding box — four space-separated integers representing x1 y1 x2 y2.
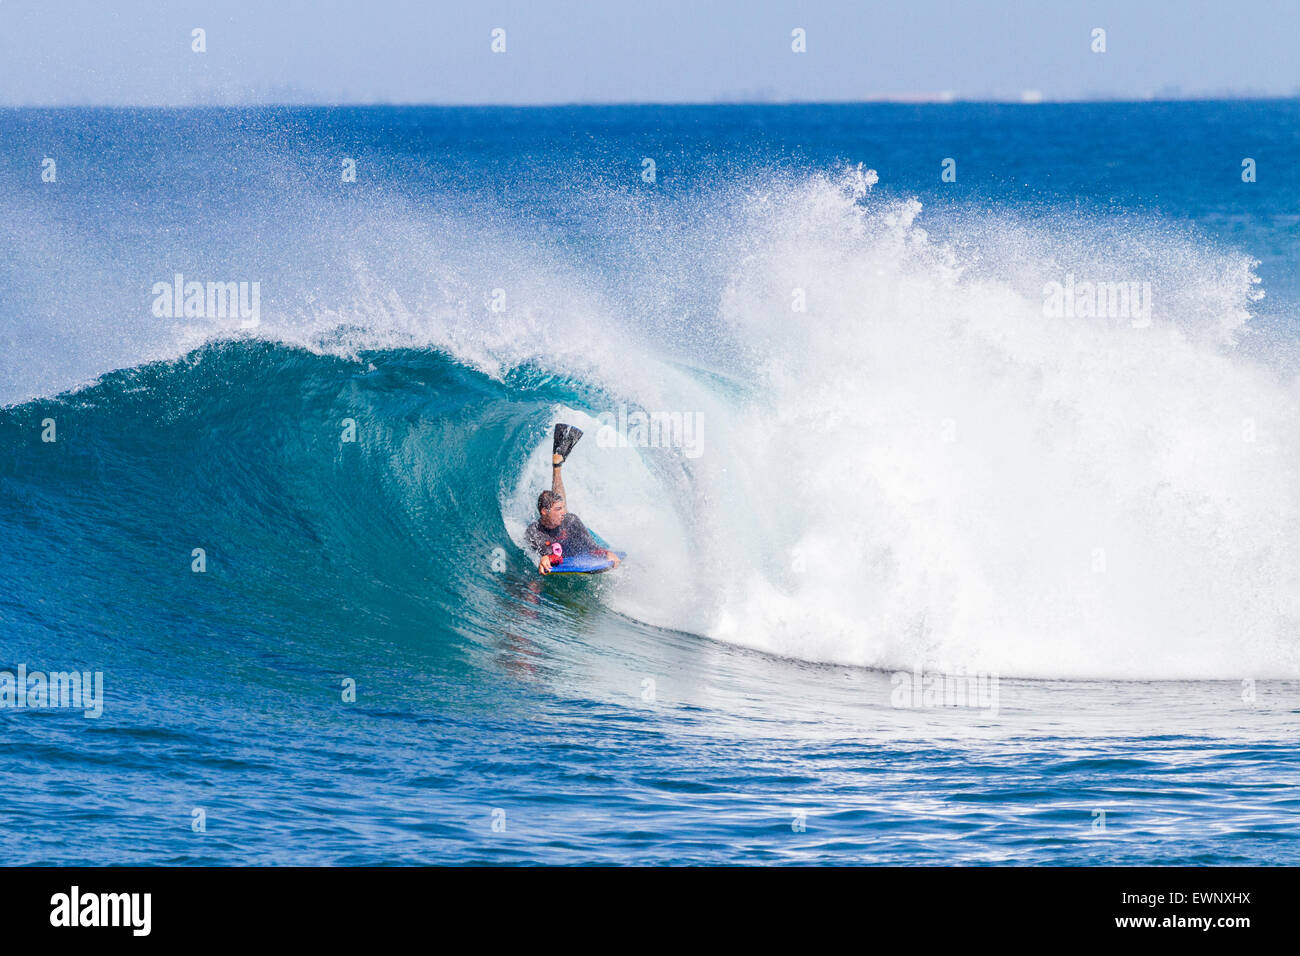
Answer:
3 159 1299 680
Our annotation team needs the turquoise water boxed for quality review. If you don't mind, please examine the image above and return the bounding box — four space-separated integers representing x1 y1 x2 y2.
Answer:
2 103 1299 864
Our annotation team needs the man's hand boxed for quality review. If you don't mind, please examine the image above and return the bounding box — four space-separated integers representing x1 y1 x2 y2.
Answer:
538 555 553 575
607 552 620 569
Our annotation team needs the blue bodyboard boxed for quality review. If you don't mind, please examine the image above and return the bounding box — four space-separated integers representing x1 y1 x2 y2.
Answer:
546 530 626 575
548 550 627 574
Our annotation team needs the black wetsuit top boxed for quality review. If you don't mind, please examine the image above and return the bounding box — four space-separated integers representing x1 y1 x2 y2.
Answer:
525 513 602 558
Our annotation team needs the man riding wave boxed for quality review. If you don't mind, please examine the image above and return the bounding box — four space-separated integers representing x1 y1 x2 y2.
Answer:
525 424 621 575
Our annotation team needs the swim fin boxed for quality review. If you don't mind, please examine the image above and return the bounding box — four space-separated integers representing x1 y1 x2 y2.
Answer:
553 423 583 463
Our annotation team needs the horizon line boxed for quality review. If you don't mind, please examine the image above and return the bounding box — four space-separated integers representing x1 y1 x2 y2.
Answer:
2 93 1298 110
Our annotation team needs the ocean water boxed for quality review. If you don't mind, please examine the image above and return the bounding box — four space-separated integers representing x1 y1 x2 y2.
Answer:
2 102 1299 865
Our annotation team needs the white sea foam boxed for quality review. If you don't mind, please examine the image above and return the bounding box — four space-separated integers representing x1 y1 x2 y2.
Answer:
656 170 1300 679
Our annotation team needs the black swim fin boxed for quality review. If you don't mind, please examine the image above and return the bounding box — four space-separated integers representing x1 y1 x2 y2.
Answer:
553 423 583 462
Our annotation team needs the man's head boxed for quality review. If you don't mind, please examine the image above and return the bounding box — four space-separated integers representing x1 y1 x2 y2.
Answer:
537 490 566 529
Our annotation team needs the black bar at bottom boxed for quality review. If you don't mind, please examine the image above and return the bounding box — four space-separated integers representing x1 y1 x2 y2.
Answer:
0 866 1282 942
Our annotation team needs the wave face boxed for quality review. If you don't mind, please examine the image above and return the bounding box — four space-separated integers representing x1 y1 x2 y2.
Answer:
3 104 1300 683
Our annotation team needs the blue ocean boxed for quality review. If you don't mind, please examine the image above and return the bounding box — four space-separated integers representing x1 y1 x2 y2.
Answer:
2 102 1298 865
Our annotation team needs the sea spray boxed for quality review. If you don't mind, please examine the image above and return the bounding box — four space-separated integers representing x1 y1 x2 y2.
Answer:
693 169 1300 678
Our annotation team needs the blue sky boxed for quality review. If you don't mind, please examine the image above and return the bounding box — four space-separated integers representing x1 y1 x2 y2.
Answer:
2 0 1296 105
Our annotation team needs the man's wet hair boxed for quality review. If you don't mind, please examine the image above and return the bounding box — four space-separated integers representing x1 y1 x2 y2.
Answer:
538 490 564 513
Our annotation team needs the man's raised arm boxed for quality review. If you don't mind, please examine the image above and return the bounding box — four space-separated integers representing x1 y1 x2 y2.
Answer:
552 452 566 501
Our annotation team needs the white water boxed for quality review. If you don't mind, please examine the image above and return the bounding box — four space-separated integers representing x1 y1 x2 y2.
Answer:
511 169 1300 680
